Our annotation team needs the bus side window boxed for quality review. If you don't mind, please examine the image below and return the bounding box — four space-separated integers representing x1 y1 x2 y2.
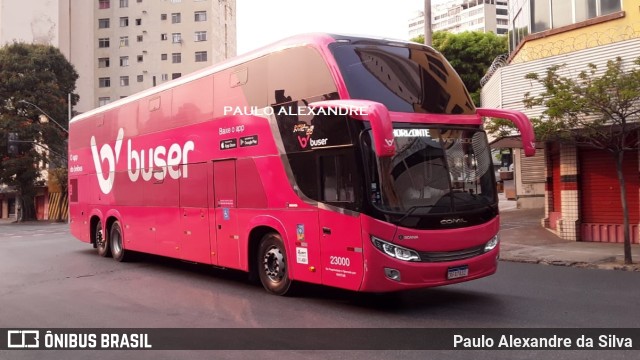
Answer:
267 46 337 106
320 153 355 204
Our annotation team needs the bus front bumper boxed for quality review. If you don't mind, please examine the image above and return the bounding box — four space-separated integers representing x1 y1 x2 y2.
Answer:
359 245 499 293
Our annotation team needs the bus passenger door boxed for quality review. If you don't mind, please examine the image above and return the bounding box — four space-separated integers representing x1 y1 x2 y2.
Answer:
179 162 211 264
316 152 364 291
318 210 363 291
213 159 241 269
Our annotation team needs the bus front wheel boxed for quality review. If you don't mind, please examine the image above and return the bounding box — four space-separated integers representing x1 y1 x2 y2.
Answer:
95 220 110 257
109 220 130 262
257 233 292 295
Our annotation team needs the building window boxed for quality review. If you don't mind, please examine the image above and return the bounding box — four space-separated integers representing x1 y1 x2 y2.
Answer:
120 0 128 8
137 55 143 62
161 33 168 40
98 57 110 68
99 77 111 88
135 18 142 25
98 18 110 29
137 75 144 82
172 53 182 63
601 0 622 15
120 17 129 27
120 36 129 47
98 97 111 106
161 74 169 81
120 76 129 86
161 13 167 20
195 51 207 62
529 0 622 34
575 0 621 22
161 53 168 60
194 31 207 42
172 73 182 79
98 38 110 48
120 56 129 67
172 33 182 43
194 11 207 22
171 13 181 23
99 0 110 9
137 35 143 42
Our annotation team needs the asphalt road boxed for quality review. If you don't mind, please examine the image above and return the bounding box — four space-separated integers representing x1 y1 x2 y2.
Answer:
1 223 639 360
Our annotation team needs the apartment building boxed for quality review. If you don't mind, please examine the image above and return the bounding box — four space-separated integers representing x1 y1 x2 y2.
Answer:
0 0 236 113
91 0 236 111
408 0 509 39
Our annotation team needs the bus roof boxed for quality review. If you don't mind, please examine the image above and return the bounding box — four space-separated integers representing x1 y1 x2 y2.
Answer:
70 33 427 124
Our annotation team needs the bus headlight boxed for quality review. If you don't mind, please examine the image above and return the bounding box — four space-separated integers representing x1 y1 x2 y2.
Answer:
484 234 499 252
371 236 421 262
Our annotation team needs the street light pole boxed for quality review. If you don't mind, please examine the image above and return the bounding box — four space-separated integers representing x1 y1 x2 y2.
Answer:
424 0 432 46
18 100 69 134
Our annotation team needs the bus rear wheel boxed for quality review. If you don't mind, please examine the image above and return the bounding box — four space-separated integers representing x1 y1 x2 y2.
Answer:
95 220 110 257
257 233 292 295
109 220 130 262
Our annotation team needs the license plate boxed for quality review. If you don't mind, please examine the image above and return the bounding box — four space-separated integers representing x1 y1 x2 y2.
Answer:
447 265 469 280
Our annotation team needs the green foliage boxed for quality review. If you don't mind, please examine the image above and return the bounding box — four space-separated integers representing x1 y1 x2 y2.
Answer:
0 42 78 220
411 31 508 106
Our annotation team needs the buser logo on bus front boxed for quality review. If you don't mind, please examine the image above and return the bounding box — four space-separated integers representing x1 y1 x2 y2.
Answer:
91 128 195 195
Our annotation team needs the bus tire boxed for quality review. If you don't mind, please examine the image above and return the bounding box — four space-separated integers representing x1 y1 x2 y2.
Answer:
109 220 130 262
257 232 292 295
95 219 110 257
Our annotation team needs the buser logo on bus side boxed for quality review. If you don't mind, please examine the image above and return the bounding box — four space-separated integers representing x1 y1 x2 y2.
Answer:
91 128 195 195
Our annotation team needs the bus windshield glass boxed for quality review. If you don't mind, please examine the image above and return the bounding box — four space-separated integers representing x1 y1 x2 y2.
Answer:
329 41 475 115
363 126 496 218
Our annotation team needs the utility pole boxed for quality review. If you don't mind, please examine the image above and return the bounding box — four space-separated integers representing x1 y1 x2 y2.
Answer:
424 0 432 46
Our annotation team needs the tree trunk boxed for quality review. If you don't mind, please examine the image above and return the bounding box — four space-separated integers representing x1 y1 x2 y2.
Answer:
21 194 37 221
614 151 633 265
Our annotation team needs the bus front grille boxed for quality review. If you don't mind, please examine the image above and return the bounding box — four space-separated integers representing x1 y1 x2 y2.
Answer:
418 245 485 263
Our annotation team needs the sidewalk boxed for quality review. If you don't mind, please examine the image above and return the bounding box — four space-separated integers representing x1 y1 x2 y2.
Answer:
499 194 640 271
0 217 16 226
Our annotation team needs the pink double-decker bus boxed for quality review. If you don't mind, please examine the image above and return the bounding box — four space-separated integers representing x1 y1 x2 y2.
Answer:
69 34 535 295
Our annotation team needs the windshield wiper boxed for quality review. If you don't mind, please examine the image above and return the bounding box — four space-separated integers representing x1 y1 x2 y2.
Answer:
396 205 436 224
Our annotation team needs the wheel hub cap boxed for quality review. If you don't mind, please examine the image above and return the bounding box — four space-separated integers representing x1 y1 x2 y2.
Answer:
263 246 285 282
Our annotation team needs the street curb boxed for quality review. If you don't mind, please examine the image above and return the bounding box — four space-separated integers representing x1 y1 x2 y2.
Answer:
501 258 640 272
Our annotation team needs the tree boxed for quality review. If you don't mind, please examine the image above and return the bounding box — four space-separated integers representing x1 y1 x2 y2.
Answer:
0 43 79 221
522 57 640 265
411 31 508 106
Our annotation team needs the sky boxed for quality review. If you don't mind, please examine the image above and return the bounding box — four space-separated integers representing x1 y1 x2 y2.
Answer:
236 0 440 54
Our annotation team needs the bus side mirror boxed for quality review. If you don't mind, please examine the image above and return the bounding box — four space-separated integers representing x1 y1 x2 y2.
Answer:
477 108 536 157
308 100 395 157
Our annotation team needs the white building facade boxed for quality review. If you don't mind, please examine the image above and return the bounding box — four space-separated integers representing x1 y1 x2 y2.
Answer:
0 0 237 113
408 0 509 39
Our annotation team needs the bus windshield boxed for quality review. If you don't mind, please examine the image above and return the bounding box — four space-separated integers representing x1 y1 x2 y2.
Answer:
329 41 475 115
362 126 496 224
